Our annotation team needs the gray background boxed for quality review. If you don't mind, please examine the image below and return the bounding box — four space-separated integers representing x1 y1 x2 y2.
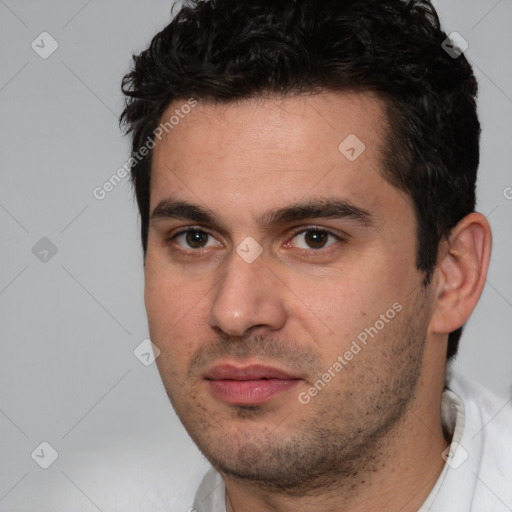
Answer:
0 1 510 511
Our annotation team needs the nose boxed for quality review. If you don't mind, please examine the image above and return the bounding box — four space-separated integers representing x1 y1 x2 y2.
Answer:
207 247 287 337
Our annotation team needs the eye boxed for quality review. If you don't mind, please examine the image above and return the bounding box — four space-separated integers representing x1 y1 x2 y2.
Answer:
172 229 221 250
289 229 341 250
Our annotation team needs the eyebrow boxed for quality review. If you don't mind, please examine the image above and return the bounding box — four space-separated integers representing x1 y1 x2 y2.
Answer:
149 197 374 230
261 199 373 228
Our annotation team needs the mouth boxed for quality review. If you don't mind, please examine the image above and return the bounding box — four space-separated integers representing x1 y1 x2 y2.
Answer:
204 363 302 405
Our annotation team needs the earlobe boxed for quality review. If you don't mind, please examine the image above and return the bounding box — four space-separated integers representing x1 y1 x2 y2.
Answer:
429 212 492 335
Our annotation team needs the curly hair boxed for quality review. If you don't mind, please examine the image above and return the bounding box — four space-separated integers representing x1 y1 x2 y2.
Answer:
120 0 480 360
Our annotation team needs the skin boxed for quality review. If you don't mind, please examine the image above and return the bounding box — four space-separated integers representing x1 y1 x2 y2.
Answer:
144 91 492 512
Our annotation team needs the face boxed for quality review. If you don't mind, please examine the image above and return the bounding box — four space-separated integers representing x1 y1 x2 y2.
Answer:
145 92 436 492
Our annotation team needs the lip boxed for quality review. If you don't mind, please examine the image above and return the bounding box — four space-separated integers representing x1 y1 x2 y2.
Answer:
205 363 299 381
204 363 302 405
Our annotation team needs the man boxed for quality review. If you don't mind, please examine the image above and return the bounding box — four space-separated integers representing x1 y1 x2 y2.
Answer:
120 0 512 510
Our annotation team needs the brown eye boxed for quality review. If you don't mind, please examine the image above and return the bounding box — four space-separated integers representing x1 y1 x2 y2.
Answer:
174 230 219 249
304 230 329 249
290 229 339 250
186 231 208 248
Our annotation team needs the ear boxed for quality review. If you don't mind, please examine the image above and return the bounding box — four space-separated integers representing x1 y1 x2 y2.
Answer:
429 212 492 335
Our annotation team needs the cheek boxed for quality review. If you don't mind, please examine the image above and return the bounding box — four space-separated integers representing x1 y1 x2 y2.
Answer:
289 266 404 356
282 271 369 354
144 265 206 361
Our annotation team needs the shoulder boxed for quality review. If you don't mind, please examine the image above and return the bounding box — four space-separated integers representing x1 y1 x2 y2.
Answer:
448 371 512 510
448 371 512 442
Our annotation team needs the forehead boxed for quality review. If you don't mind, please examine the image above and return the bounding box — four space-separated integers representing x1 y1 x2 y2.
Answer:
149 91 402 222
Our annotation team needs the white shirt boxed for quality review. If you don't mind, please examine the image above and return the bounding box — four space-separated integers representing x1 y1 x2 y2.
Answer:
192 372 512 512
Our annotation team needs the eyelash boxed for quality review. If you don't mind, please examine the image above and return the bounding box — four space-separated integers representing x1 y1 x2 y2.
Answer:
167 226 347 254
